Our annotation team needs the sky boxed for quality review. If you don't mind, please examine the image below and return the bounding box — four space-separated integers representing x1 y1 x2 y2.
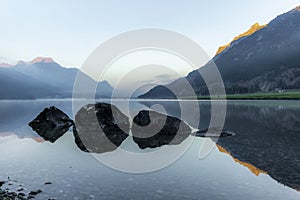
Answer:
0 0 299 70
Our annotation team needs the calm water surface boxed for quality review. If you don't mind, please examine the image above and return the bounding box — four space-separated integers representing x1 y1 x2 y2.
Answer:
0 100 299 200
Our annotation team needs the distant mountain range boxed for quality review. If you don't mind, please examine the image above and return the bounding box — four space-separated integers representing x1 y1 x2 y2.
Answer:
140 6 300 98
0 57 113 99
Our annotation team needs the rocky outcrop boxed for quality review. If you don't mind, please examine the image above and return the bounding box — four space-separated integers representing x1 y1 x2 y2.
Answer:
131 110 191 149
216 23 267 55
29 106 73 142
73 103 130 153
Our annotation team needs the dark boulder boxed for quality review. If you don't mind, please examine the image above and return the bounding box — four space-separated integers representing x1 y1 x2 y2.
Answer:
29 103 129 154
29 189 42 196
73 103 130 153
0 181 4 187
28 189 42 198
29 106 73 142
131 110 191 149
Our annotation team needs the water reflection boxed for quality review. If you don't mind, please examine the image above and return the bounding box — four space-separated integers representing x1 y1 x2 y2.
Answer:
141 100 300 190
219 101 300 190
0 100 299 195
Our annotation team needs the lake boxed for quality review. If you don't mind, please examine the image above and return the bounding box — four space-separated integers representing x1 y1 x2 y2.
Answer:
0 100 299 200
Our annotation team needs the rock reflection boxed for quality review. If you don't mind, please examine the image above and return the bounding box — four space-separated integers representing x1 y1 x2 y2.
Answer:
131 110 191 149
192 128 235 138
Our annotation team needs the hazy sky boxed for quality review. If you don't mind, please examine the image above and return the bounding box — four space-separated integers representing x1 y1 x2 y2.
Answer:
0 0 299 68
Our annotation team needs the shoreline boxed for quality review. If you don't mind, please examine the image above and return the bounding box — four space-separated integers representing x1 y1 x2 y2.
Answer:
196 91 300 100
0 91 300 101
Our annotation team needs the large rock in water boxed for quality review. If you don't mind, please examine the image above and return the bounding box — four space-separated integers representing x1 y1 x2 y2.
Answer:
29 104 194 152
73 103 130 153
29 106 73 142
131 110 191 149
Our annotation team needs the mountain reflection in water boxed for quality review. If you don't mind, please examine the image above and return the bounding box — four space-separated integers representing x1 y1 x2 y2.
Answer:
0 100 299 194
142 100 300 191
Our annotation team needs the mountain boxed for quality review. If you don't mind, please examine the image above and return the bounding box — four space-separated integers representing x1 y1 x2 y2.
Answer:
0 67 59 99
140 7 300 98
215 23 267 55
0 57 113 99
0 63 13 68
29 57 55 64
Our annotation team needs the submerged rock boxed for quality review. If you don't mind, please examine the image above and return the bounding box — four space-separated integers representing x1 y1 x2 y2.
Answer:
0 177 39 200
28 189 42 196
0 181 5 187
73 103 130 153
131 110 191 149
192 128 235 138
29 106 73 142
